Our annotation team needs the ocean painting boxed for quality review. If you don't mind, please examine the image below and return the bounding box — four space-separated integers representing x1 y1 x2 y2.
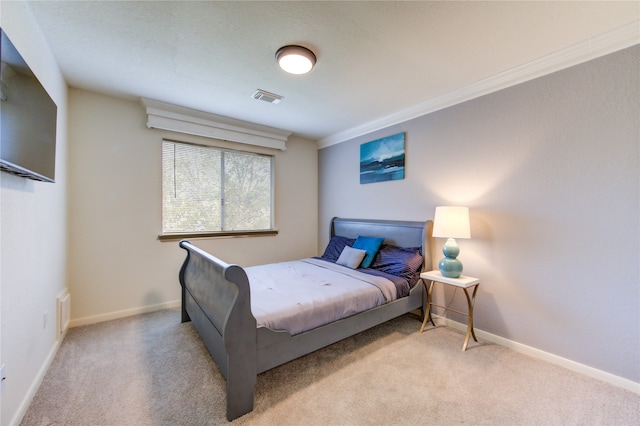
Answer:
360 132 405 184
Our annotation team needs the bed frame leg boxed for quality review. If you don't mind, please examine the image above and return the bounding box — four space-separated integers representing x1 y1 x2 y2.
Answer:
181 287 191 323
226 380 255 421
226 362 256 421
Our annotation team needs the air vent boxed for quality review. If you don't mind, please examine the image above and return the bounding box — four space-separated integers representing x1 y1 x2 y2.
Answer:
57 290 70 338
252 89 283 104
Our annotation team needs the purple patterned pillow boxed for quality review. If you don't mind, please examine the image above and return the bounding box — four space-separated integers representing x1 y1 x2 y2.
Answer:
370 244 424 284
320 236 356 262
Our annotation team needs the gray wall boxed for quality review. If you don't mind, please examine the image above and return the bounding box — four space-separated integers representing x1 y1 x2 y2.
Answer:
318 46 639 383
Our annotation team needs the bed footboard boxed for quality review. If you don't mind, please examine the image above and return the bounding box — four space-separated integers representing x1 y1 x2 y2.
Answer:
179 241 257 421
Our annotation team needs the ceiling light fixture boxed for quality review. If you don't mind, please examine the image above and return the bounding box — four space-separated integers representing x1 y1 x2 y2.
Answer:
276 45 316 75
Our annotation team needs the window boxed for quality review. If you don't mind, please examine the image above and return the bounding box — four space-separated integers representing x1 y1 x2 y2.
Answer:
161 140 275 238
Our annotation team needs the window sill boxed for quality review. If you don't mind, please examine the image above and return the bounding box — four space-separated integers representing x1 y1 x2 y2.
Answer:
158 229 278 242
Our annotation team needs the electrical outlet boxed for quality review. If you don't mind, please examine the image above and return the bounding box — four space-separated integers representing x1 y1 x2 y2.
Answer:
44 311 48 329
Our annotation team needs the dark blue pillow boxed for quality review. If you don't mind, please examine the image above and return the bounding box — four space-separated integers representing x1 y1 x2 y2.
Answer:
352 236 385 268
321 236 356 262
370 244 424 285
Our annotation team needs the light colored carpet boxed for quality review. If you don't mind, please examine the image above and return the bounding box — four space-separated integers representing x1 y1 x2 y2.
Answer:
21 308 639 425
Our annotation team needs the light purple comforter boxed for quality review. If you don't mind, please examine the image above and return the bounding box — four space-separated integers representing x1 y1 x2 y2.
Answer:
246 258 397 335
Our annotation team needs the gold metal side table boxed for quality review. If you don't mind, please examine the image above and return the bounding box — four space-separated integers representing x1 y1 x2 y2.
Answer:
419 270 480 351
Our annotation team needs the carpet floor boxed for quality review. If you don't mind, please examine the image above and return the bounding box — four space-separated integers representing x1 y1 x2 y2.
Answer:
21 308 640 425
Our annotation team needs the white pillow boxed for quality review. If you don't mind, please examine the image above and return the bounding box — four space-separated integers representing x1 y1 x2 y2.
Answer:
336 246 367 269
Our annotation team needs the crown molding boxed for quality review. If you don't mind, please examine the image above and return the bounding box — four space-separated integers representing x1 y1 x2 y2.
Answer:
318 21 640 149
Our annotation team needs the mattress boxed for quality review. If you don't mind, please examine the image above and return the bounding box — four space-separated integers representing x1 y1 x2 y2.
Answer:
246 258 400 335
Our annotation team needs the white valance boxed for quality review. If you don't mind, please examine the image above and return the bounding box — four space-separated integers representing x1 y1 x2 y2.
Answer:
141 98 291 150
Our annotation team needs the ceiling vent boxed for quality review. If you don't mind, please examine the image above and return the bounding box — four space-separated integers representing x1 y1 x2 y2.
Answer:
252 89 283 104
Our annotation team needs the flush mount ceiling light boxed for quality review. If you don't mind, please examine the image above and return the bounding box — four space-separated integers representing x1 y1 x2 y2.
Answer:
276 45 316 74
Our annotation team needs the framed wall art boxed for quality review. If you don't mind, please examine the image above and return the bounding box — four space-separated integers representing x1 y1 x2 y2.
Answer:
359 132 405 184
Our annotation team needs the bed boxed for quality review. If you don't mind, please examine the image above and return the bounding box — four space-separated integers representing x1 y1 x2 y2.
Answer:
178 217 433 421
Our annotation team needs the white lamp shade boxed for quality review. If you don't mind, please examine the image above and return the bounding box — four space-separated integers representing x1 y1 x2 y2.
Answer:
432 206 470 239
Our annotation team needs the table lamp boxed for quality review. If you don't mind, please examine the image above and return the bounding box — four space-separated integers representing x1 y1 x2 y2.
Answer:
432 206 470 278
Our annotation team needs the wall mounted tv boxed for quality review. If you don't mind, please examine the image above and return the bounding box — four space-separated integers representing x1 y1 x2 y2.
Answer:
0 28 57 183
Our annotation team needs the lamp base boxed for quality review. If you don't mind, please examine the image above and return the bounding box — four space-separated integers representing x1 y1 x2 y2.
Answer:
438 257 463 278
439 238 463 278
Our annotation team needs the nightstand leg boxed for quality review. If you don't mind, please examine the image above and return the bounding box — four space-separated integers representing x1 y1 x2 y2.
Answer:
419 280 435 333
461 285 479 351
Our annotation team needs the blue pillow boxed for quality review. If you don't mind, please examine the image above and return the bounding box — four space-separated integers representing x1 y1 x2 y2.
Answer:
320 236 356 262
352 236 385 268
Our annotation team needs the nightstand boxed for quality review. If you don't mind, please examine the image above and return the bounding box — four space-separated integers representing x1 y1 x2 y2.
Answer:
419 270 480 351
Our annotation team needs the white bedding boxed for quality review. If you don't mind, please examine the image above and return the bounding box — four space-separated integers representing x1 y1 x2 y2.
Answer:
246 258 397 335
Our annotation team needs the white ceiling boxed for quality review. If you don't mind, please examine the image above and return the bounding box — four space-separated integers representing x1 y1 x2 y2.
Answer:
26 1 639 144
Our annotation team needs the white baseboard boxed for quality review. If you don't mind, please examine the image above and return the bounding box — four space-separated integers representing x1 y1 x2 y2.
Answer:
432 315 640 395
69 299 181 328
9 339 62 426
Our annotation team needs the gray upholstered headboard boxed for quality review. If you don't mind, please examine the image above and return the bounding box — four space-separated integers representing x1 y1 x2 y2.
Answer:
330 217 433 271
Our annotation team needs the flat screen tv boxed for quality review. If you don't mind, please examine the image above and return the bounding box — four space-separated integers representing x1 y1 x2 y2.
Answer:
0 28 57 182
